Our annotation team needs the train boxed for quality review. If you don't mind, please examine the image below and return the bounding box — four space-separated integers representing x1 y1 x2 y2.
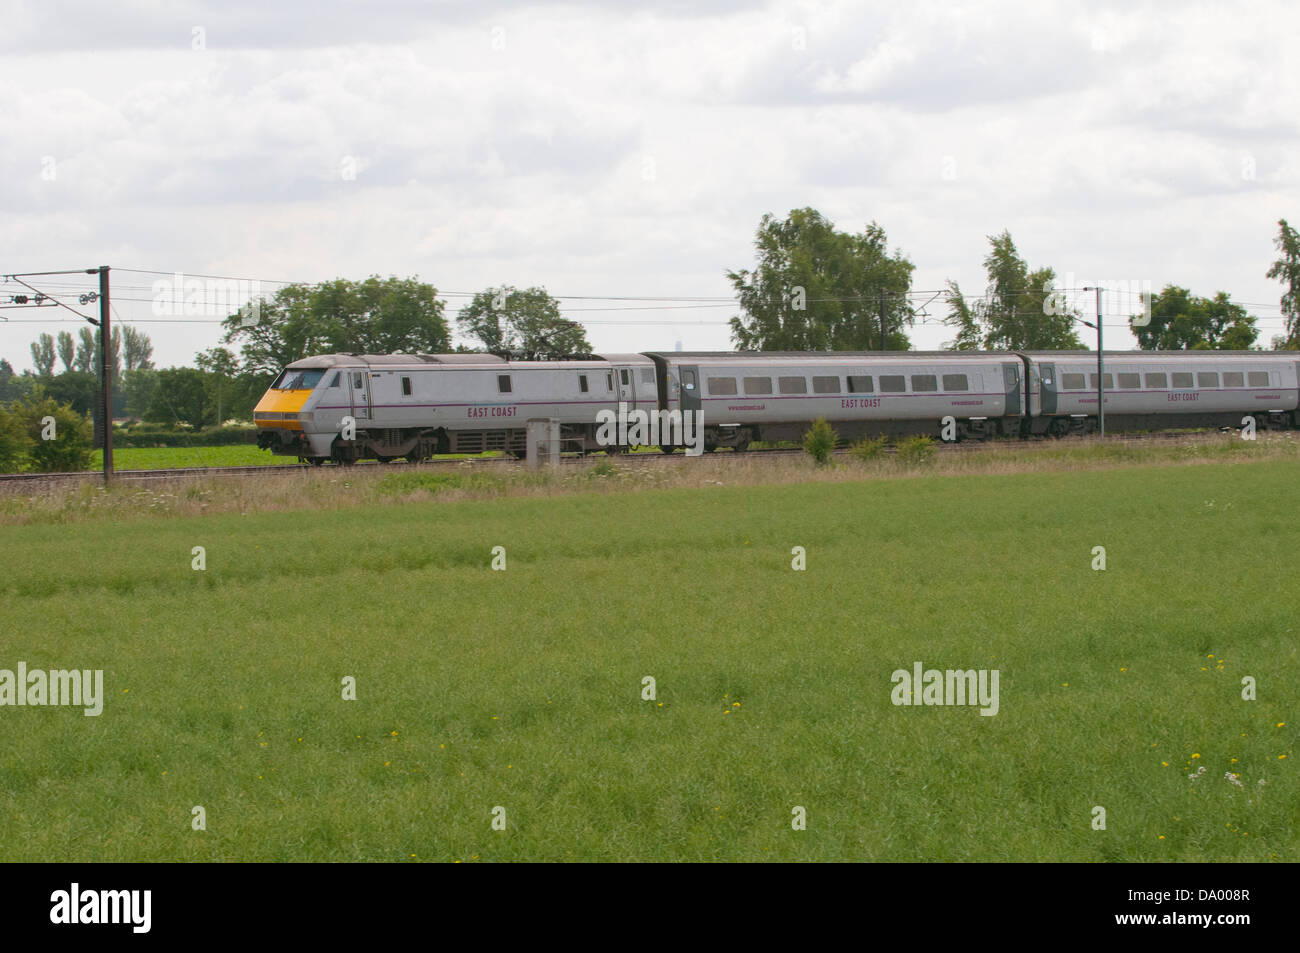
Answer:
252 349 1300 464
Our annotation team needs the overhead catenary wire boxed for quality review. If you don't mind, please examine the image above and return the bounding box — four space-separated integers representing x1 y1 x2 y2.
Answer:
17 266 1295 311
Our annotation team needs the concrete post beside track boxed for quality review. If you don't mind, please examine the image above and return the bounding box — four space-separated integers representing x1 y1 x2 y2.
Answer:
526 418 561 469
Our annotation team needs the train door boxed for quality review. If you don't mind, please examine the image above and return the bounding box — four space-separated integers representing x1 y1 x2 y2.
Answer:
1001 362 1023 416
678 366 701 414
1038 362 1057 415
348 369 371 422
615 366 634 406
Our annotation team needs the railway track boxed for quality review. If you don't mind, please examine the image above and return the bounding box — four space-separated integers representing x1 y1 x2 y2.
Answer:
0 429 1249 490
0 463 310 489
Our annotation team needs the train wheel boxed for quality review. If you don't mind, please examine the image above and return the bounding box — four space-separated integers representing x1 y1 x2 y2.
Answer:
309 457 325 467
659 445 677 454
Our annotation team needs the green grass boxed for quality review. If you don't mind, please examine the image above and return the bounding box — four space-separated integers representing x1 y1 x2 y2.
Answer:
90 445 294 470
0 460 1295 860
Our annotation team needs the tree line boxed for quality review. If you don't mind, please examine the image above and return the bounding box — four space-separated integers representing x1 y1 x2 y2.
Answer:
729 210 1300 353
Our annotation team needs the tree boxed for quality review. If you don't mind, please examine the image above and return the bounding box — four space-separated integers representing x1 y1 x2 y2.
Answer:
56 331 75 372
0 362 35 405
1266 218 1300 348
43 371 98 417
13 394 92 472
75 327 95 373
30 333 55 376
456 286 591 359
1129 286 1258 350
195 347 239 425
0 403 28 473
728 208 914 351
226 370 275 421
122 326 155 371
945 231 1083 350
222 276 452 374
941 279 982 350
120 369 159 419
145 368 212 428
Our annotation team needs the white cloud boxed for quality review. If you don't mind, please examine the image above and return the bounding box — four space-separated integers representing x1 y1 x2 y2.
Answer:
2 0 1297 371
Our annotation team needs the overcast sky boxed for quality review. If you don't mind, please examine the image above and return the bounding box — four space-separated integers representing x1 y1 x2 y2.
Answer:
2 0 1297 371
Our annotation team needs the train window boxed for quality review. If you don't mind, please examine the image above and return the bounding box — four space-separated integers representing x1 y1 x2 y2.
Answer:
578 374 588 393
812 376 840 394
707 377 738 396
911 375 938 392
879 375 906 393
401 376 412 396
273 368 325 390
498 375 512 394
1062 373 1085 389
327 373 340 388
620 370 630 386
607 372 614 391
1171 372 1193 388
744 377 773 395
1117 373 1140 389
352 372 364 389
1198 372 1219 388
1248 371 1269 386
1089 373 1114 390
681 370 696 391
847 375 873 393
942 374 969 391
778 376 808 394
1145 373 1167 389
640 369 655 384
1223 372 1244 387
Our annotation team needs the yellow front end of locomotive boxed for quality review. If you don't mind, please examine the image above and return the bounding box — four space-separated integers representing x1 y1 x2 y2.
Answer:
253 387 312 431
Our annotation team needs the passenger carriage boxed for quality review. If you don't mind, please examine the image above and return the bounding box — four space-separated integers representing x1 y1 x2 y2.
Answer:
1021 351 1300 436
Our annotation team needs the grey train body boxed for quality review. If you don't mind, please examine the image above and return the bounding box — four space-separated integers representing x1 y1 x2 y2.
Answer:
254 350 1300 463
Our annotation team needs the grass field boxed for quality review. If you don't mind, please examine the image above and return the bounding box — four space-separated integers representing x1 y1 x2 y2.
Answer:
0 454 1295 861
90 445 295 470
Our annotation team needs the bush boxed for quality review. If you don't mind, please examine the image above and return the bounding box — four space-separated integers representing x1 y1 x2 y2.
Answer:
14 395 93 472
849 435 888 461
803 417 839 466
895 435 936 466
0 405 30 473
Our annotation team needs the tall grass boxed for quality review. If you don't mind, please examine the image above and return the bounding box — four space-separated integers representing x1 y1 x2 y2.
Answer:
0 460 1293 860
